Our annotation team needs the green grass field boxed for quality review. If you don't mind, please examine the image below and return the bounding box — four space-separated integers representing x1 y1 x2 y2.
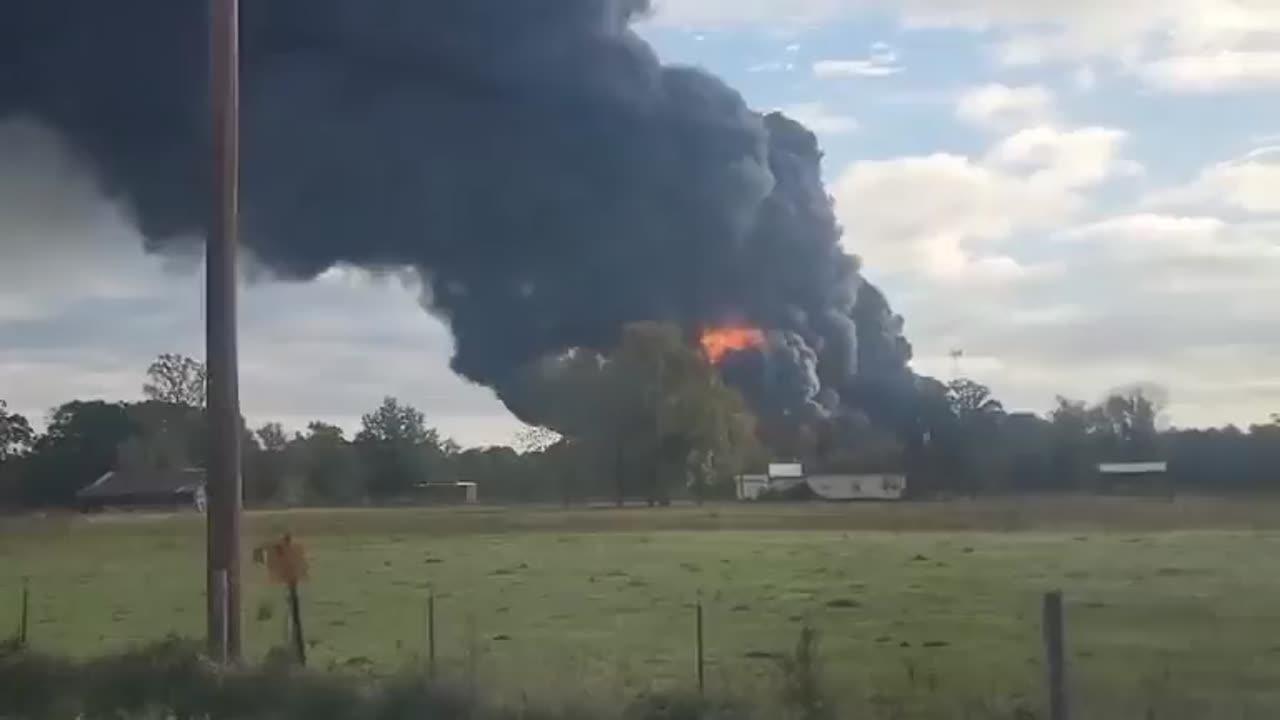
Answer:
5 499 1280 717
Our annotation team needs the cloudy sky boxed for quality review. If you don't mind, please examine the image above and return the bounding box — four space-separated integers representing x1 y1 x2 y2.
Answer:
3 0 1279 445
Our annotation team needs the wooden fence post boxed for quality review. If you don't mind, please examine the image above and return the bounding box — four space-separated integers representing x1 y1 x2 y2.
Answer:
1043 590 1069 720
18 577 29 647
288 582 306 666
695 594 705 695
427 588 437 679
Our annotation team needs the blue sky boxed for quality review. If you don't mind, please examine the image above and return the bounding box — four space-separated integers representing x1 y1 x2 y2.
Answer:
2 0 1278 445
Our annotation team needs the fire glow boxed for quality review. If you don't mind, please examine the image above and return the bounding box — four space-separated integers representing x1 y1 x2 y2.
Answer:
700 326 765 364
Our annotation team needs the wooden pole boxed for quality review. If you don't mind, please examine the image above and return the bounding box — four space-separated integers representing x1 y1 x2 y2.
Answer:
695 594 705 695
288 583 306 666
1043 591 1069 720
211 571 228 664
427 589 437 678
206 0 244 663
18 577 29 647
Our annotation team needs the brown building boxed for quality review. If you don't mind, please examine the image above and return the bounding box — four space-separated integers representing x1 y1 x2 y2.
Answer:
77 468 207 513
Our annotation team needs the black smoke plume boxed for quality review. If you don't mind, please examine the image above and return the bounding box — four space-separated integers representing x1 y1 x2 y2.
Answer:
1 0 913 427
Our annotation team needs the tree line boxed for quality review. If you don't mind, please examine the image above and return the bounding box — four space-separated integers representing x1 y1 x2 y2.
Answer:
2 327 1279 510
0 325 764 509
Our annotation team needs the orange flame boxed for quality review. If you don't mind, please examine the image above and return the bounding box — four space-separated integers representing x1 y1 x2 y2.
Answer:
700 325 765 364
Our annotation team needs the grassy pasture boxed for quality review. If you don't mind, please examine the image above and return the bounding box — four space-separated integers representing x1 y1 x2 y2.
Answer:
5 498 1280 716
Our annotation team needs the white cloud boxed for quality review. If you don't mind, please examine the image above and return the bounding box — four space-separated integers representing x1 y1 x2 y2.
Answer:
1062 213 1280 266
1147 147 1280 214
833 153 1079 280
986 125 1139 188
748 61 796 73
956 84 1056 130
1139 51 1280 91
824 122 1280 428
650 0 1280 92
833 121 1132 281
813 44 902 77
883 209 1280 427
1073 66 1099 91
776 102 860 135
813 58 901 78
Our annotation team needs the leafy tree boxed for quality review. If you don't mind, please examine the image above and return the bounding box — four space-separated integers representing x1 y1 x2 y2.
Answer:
22 401 139 506
933 378 1006 495
295 422 365 504
945 378 1005 420
256 422 289 453
356 397 452 499
579 323 763 505
1095 384 1166 462
0 400 34 508
143 353 207 408
0 400 34 463
117 401 206 475
245 422 292 505
1047 397 1098 490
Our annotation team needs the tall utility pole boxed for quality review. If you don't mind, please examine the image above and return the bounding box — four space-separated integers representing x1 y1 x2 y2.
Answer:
207 0 243 663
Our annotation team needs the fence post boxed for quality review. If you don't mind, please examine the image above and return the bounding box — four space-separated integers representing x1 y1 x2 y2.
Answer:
18 577 29 647
288 583 306 667
427 588 437 679
1043 590 1069 720
695 593 705 695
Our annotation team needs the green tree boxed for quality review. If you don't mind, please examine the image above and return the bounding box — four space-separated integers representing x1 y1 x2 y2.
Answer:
22 401 139 506
1095 384 1166 461
256 422 289 452
946 378 1004 420
117 401 205 475
1047 397 1089 489
295 422 365 504
245 422 291 505
0 400 34 508
939 378 1006 495
356 397 451 499
0 400 34 463
143 353 207 408
582 322 763 506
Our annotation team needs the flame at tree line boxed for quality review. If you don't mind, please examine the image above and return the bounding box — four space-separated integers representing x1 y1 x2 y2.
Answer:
700 326 766 365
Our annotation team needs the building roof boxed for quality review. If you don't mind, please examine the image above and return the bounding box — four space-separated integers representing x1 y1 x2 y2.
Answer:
1098 462 1168 475
77 468 206 499
767 462 804 478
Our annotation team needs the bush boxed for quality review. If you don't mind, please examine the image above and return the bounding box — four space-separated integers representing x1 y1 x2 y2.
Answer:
0 629 833 720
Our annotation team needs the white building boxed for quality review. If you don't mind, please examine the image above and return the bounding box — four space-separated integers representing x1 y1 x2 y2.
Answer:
735 474 770 500
806 474 906 501
735 464 907 501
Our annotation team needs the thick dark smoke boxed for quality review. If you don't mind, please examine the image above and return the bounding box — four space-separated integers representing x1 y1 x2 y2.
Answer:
1 0 913 428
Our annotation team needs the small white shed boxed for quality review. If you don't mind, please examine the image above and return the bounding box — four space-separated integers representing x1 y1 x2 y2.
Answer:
735 474 770 500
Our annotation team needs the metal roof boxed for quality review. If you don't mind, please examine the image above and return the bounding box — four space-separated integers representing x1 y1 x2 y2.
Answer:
767 462 804 478
77 468 206 499
1098 462 1168 474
